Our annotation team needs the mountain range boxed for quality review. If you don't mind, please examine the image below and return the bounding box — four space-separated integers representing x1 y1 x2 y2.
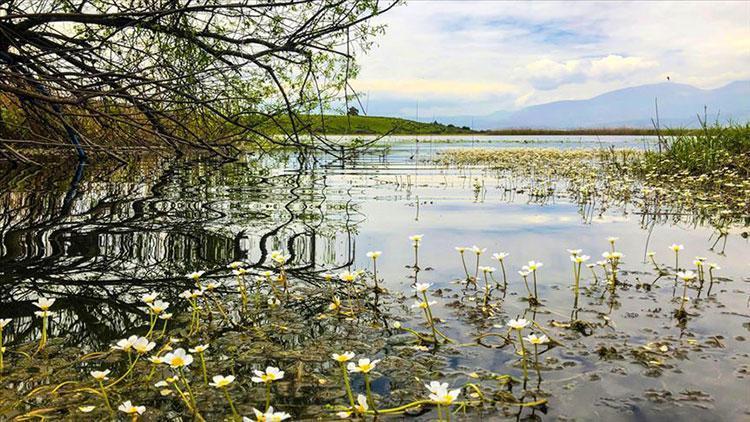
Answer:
437 81 750 130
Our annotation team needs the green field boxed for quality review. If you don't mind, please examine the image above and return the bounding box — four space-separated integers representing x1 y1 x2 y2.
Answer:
278 114 475 135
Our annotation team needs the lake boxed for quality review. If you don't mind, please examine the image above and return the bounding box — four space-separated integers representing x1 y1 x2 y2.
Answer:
0 135 747 420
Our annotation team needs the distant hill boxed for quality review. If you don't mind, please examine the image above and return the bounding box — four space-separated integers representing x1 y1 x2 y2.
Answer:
275 114 475 135
439 81 750 130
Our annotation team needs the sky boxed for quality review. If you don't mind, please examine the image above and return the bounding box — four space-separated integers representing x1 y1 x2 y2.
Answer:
350 1 750 119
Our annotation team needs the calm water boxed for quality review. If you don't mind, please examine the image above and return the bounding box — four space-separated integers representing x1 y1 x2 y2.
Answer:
1 136 748 420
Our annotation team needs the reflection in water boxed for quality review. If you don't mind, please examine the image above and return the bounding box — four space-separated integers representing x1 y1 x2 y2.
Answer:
0 154 361 349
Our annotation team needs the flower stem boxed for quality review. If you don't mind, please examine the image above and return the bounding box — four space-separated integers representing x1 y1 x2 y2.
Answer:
364 372 377 414
339 362 355 408
223 387 240 421
265 382 271 411
99 380 113 414
517 330 528 384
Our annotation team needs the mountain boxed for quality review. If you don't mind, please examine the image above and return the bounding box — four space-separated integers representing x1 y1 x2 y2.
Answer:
444 81 750 130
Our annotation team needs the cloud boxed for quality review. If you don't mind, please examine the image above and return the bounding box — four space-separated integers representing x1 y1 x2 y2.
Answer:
352 1 750 117
588 55 658 79
522 55 659 90
524 59 585 90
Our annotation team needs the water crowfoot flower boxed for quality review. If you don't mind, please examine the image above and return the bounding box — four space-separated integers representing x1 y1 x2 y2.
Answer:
210 375 239 420
426 382 461 421
33 297 56 352
337 394 369 419
412 291 439 344
569 253 590 309
347 358 379 413
676 271 697 316
521 261 543 304
91 370 113 413
410 234 423 268
670 244 684 271
118 401 145 420
366 251 382 289
524 334 550 381
332 352 356 408
250 406 292 422
492 252 509 288
252 367 284 411
455 247 471 280
189 344 210 385
507 318 531 383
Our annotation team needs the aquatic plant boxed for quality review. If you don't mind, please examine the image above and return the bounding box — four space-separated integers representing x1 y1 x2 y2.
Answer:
210 375 240 420
252 366 284 411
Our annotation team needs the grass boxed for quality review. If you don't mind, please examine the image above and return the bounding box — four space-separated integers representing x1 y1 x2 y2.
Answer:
270 114 475 135
639 122 750 175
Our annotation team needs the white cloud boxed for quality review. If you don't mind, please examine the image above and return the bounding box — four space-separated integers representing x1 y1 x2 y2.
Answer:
353 1 750 116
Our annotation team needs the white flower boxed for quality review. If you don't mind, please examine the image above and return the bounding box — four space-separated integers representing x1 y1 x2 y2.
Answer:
524 334 550 345
113 335 138 351
209 375 235 388
366 251 382 259
141 292 159 303
411 299 435 309
676 271 697 281
186 270 205 280
148 356 164 364
518 270 530 277
339 271 357 282
428 384 461 405
132 337 156 354
478 266 496 273
163 348 193 368
250 406 292 421
607 237 619 243
159 312 173 320
424 380 449 394
347 358 379 373
270 250 290 265
708 263 720 270
205 281 221 290
523 261 543 271
232 268 248 276
471 245 486 254
332 352 355 362
492 252 509 261
455 246 467 253
336 394 369 418
188 344 209 353
90 369 110 380
507 318 530 330
227 261 246 269
566 249 582 256
409 234 424 243
252 366 284 383
414 282 432 292
148 300 169 314
33 297 55 311
570 255 590 263
118 401 145 415
669 244 684 252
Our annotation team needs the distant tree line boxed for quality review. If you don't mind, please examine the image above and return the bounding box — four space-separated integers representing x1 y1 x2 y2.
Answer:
0 0 398 163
